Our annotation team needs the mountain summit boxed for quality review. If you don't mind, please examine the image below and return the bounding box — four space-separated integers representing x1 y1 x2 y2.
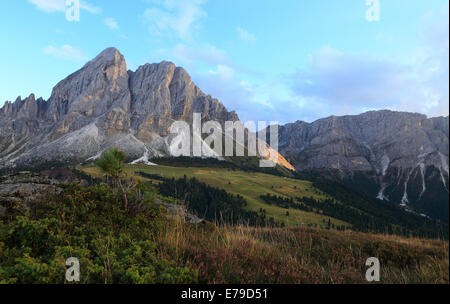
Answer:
0 48 256 169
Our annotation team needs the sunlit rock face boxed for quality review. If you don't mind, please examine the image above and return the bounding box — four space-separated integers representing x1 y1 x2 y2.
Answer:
0 47 289 171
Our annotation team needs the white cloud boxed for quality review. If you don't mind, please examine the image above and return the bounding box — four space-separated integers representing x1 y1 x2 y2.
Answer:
28 0 64 12
152 5 448 124
156 43 231 70
28 0 101 14
290 45 410 107
195 65 262 121
196 9 449 124
43 45 87 61
236 27 256 42
285 7 449 120
143 0 206 41
154 45 328 124
287 44 448 119
80 2 101 14
193 64 303 124
104 17 119 30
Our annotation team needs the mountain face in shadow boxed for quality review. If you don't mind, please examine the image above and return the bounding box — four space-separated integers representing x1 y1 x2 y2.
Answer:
272 111 449 221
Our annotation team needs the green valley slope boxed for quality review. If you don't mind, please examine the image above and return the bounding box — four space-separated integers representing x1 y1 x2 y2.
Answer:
82 164 349 228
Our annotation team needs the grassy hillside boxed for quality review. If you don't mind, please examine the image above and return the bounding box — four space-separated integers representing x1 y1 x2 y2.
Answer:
82 163 447 240
1 182 447 284
163 221 449 284
82 164 350 228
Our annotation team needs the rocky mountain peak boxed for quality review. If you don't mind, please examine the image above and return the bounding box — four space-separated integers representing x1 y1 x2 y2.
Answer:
83 47 125 69
0 47 261 170
27 93 36 102
43 48 130 122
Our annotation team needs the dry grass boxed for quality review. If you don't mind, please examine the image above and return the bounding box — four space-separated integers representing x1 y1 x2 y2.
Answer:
155 218 449 284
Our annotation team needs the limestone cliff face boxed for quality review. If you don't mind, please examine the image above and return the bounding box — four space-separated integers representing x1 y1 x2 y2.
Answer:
273 111 449 219
45 47 131 123
277 111 448 171
128 61 239 138
0 48 280 169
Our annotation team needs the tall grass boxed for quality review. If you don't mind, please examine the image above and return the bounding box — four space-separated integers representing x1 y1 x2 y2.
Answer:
155 216 449 284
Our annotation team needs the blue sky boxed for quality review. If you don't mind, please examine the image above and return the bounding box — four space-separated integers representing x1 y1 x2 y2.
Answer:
0 0 448 124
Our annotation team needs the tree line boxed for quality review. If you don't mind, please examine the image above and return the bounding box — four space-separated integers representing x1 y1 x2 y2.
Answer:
146 173 283 227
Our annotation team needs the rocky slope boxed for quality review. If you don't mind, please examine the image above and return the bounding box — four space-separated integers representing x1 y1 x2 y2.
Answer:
0 48 290 170
272 111 449 221
0 172 62 218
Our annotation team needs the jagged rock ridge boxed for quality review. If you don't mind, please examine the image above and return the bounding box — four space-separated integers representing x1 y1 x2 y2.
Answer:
273 111 449 220
1 48 291 169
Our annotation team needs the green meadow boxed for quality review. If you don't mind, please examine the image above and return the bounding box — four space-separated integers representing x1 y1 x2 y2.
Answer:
82 164 350 228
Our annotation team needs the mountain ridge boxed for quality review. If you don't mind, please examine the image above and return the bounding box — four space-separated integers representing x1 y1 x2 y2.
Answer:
269 110 449 221
0 47 289 170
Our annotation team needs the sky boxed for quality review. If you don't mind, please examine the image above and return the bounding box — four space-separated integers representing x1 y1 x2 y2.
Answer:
0 0 448 124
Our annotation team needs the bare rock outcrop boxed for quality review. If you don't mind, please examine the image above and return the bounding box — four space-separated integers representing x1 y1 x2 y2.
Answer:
0 172 62 218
